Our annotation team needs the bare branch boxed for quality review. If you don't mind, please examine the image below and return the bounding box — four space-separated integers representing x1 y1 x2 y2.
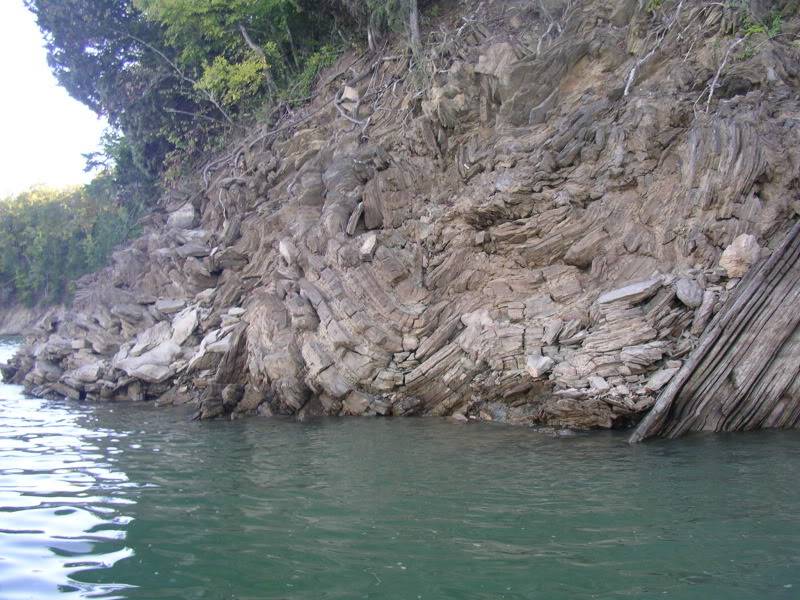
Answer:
238 24 276 93
123 32 234 126
624 0 685 97
704 37 745 114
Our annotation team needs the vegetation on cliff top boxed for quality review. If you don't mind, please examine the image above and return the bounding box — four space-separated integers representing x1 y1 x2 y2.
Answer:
8 0 425 307
25 0 426 200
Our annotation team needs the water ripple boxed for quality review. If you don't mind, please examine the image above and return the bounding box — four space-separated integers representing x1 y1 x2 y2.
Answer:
0 340 135 598
1 339 799 599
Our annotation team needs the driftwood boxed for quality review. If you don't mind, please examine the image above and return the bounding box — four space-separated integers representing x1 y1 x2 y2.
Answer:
630 222 800 442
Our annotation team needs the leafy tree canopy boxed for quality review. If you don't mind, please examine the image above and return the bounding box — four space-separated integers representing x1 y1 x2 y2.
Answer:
16 0 424 306
0 182 139 306
26 0 424 194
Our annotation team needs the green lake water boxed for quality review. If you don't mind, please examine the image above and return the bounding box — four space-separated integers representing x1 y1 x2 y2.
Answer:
0 339 799 599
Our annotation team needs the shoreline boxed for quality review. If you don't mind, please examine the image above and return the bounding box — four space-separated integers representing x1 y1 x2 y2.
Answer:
5 1 800 439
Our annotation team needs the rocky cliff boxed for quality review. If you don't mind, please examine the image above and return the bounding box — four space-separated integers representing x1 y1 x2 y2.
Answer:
5 0 800 432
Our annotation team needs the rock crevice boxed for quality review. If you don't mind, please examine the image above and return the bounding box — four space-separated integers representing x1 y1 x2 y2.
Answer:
5 0 800 434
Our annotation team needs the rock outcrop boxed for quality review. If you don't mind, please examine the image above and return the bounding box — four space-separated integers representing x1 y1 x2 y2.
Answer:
630 222 800 441
4 0 800 432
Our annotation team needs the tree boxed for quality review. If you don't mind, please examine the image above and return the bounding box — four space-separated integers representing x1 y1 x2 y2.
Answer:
135 0 341 105
322 0 422 51
0 184 135 306
26 0 233 196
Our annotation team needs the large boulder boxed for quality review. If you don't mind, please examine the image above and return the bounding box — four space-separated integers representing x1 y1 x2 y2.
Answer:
114 341 182 383
167 203 197 229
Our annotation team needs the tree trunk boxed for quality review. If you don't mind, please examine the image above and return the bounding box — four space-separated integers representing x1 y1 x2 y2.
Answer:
284 22 299 69
408 0 421 52
239 24 276 93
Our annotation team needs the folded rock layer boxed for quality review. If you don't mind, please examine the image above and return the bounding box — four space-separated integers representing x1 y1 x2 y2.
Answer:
6 0 800 433
630 222 800 441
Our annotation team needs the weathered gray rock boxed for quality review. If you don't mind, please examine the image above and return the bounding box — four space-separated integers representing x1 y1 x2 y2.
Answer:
346 202 364 236
110 304 144 323
115 341 181 383
176 243 210 258
475 42 516 84
167 204 196 229
278 239 298 266
644 367 680 392
675 278 703 308
596 278 662 306
155 299 186 315
632 223 800 440
691 290 718 336
588 376 611 393
360 233 377 261
213 248 248 271
170 308 199 346
564 229 607 269
526 354 554 379
8 2 800 434
71 362 105 384
130 321 172 357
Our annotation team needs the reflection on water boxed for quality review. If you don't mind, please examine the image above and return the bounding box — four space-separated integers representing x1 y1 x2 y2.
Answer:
0 338 799 599
0 339 136 599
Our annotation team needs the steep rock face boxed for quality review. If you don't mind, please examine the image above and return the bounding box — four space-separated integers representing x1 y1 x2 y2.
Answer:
6 0 800 429
630 223 800 441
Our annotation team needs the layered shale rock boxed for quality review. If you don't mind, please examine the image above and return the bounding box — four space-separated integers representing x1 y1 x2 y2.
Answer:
630 223 800 441
5 0 800 432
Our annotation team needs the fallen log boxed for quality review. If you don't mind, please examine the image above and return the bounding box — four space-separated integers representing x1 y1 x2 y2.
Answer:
630 221 800 442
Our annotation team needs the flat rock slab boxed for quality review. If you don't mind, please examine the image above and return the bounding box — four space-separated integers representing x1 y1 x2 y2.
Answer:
171 308 199 346
644 367 679 392
155 299 186 314
596 278 662 305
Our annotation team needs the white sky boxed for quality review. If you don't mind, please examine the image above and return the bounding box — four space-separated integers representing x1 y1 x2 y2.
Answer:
0 0 107 198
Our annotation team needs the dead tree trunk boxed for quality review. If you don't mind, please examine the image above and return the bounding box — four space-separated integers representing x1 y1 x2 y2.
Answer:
408 0 421 52
630 221 800 442
239 24 276 94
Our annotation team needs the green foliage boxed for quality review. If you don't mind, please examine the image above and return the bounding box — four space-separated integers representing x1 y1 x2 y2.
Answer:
0 183 138 306
134 0 333 99
646 0 664 13
741 15 767 36
196 54 268 107
728 1 783 39
287 45 340 102
738 41 756 60
730 4 783 61
768 13 783 38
